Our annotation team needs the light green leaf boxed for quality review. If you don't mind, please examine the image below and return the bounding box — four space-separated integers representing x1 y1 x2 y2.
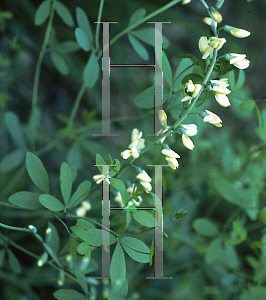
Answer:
129 8 146 27
76 7 93 47
5 111 25 147
54 0 74 27
255 127 266 143
193 218 219 237
70 238 77 259
75 28 91 52
74 271 89 296
132 211 154 227
240 286 266 300
235 69 246 90
35 0 50 26
60 162 72 206
77 241 91 255
26 152 50 194
239 99 255 111
227 220 247 245
46 222 60 254
131 28 170 48
109 158 121 177
163 51 172 87
79 249 91 272
55 41 80 54
96 153 105 173
110 242 126 291
83 52 99 88
128 33 148 61
67 180 91 208
205 237 222 264
71 225 89 242
53 289 86 300
227 70 235 90
134 86 156 109
9 191 43 210
86 229 116 247
0 148 25 173
39 194 64 212
7 250 21 274
67 142 82 169
110 178 126 193
51 52 69 75
121 237 149 263
108 277 128 300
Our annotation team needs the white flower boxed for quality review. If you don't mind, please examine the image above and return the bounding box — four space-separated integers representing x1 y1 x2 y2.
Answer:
121 146 139 159
225 53 250 69
129 128 145 149
182 0 191 4
199 36 226 60
211 78 231 107
223 25 250 38
181 124 197 136
93 174 110 184
115 186 143 207
136 170 152 193
182 134 195 150
181 80 202 103
203 109 222 127
162 149 180 170
158 110 167 125
76 201 91 217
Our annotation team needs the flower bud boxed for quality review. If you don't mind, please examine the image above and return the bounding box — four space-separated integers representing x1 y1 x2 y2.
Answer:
215 0 224 10
158 110 167 125
225 53 250 69
182 0 191 4
210 7 222 23
203 17 213 26
223 25 250 38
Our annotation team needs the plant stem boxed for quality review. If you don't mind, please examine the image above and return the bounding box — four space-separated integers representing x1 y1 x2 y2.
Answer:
95 0 105 51
30 0 55 147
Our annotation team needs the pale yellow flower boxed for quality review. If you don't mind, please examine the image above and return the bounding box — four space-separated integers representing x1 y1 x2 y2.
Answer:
223 25 250 38
93 174 110 184
76 201 91 217
211 78 231 107
210 7 222 23
129 128 145 149
158 110 167 125
182 0 191 4
114 186 143 207
181 124 197 136
203 110 222 127
162 149 180 170
199 36 226 60
182 134 195 150
225 53 250 69
136 170 152 193
121 146 139 159
181 80 202 103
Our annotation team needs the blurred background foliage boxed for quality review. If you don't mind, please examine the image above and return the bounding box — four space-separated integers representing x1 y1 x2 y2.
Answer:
1 0 266 299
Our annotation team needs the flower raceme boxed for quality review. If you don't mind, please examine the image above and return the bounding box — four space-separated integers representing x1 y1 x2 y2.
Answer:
199 36 226 60
211 78 231 107
225 53 250 69
121 128 145 159
181 80 202 103
202 110 222 127
162 149 180 170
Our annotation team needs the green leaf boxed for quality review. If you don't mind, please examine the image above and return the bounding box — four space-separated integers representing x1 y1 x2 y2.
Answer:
74 271 89 296
75 28 92 52
70 238 77 259
67 142 82 169
9 191 43 210
46 222 60 254
39 194 64 211
129 8 146 27
7 250 21 274
235 69 246 90
71 225 89 242
134 86 156 109
96 153 106 173
240 286 266 300
163 51 172 87
77 241 91 255
110 178 126 193
83 52 99 88
0 249 5 268
239 99 255 111
51 52 69 75
131 28 170 48
5 111 25 147
110 242 126 291
179 53 198 64
128 33 148 61
0 148 25 173
54 0 74 27
35 0 51 26
67 180 91 208
132 211 154 227
193 218 219 237
55 41 80 54
60 162 72 206
227 70 235 90
255 127 266 143
108 277 128 300
205 237 222 264
76 7 93 48
174 208 189 219
26 152 50 194
121 237 149 263
227 220 247 245
79 249 91 272
109 158 121 177
86 229 116 247
53 289 86 300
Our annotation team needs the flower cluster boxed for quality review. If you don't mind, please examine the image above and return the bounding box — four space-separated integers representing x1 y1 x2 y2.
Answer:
121 128 145 159
136 170 152 193
162 149 180 170
199 36 226 60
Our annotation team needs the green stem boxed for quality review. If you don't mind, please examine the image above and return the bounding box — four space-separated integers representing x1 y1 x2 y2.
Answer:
0 222 33 233
30 0 55 146
95 0 105 51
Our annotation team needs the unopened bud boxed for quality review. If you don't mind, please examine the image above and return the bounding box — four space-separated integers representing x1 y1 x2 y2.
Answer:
158 110 167 125
203 17 213 26
223 25 251 38
37 252 48 267
210 7 222 23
